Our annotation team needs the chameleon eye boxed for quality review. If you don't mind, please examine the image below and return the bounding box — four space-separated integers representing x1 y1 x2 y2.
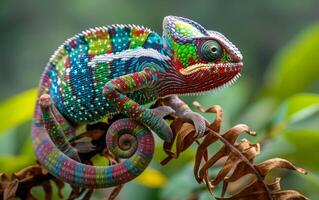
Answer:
200 40 223 62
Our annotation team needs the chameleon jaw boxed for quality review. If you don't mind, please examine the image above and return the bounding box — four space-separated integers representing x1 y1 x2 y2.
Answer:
179 62 243 75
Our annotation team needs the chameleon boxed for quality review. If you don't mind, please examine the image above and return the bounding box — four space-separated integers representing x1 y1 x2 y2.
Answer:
31 16 243 188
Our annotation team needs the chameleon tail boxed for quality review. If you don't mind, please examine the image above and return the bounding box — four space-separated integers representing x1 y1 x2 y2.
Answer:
32 109 154 188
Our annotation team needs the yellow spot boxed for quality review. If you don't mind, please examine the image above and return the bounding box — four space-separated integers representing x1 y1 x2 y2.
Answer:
135 167 167 188
100 116 110 123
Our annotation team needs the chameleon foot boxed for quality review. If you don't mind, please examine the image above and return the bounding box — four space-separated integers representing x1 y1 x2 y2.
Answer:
140 106 175 142
181 111 208 137
162 95 208 137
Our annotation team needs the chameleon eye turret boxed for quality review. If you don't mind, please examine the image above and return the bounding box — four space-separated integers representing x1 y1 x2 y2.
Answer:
32 16 243 188
199 40 223 62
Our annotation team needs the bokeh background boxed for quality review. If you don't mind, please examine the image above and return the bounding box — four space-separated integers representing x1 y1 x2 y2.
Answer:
0 0 319 199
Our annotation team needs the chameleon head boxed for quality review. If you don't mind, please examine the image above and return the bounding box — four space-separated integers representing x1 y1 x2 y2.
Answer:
162 16 243 94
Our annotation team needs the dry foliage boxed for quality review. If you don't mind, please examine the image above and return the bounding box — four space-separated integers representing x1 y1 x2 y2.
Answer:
160 101 308 200
0 101 309 200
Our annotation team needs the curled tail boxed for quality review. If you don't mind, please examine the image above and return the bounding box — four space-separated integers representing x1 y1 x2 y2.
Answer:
32 114 154 188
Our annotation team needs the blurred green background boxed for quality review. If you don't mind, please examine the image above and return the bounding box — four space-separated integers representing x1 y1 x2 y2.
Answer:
0 0 319 199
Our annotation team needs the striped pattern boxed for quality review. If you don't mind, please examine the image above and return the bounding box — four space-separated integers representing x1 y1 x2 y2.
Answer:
31 16 244 189
48 25 166 124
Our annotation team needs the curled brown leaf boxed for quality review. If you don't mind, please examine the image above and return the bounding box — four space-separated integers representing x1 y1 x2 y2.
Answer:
3 178 18 200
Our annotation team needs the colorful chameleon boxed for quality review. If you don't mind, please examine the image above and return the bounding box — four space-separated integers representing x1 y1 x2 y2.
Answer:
31 16 243 188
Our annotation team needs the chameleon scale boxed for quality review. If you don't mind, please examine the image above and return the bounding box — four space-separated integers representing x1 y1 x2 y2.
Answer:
31 16 243 188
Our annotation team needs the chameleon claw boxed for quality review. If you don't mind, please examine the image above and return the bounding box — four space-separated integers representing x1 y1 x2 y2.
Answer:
182 111 208 137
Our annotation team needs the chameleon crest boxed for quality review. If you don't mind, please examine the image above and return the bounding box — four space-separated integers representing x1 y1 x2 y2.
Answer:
31 16 243 188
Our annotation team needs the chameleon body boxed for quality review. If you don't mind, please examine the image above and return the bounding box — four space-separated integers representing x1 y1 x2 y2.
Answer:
31 16 243 188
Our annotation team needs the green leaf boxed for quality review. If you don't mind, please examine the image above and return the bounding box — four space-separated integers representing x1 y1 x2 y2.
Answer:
295 172 319 199
0 88 37 133
284 94 319 123
238 97 277 131
259 129 319 172
269 93 319 136
0 155 35 174
262 23 319 100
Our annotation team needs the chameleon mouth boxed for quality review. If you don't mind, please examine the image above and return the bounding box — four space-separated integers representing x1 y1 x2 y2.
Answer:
178 72 242 96
179 62 243 75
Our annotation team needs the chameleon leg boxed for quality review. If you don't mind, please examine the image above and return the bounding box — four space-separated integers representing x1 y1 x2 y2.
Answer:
39 94 80 161
103 67 175 142
163 95 207 136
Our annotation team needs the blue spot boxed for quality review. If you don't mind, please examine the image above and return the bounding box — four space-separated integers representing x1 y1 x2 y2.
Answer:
74 164 85 186
49 66 64 112
109 26 131 53
143 33 164 54
104 167 115 186
53 155 64 177
124 159 142 175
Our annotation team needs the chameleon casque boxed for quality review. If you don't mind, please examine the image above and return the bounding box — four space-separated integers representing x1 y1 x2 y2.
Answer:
31 16 243 188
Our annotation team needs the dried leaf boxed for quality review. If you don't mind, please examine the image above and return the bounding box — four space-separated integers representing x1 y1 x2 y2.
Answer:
3 179 18 200
181 102 307 200
108 184 123 200
176 123 197 154
161 118 186 165
197 127 257 182
271 190 308 200
82 189 94 200
256 158 307 177
12 165 48 182
194 132 218 182
193 102 223 132
216 178 282 200
67 186 82 200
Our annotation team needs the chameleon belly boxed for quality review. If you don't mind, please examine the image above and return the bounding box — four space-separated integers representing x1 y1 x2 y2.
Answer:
47 25 166 124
